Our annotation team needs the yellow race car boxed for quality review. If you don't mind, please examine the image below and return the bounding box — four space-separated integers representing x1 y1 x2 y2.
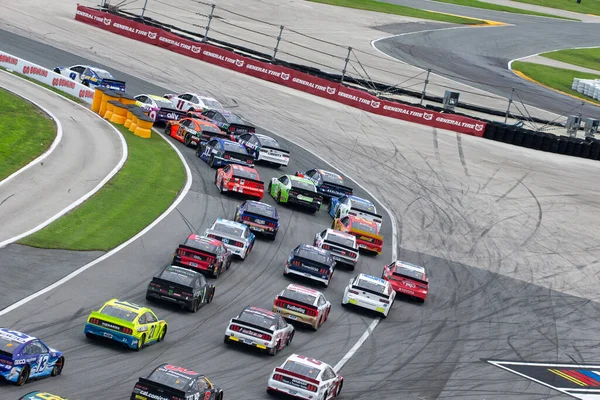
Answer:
84 299 167 351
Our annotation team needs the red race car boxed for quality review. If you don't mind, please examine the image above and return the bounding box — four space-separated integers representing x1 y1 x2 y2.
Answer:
215 164 264 200
172 234 233 278
382 261 429 303
164 117 232 147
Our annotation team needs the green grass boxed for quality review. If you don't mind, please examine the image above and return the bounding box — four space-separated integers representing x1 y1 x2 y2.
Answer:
432 0 576 19
19 124 186 251
307 0 487 24
541 47 600 72
0 87 56 181
512 61 600 105
511 0 600 14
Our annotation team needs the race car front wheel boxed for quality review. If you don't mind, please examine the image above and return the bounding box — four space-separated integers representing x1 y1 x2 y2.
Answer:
184 133 192 147
158 326 167 341
51 356 65 376
15 365 30 386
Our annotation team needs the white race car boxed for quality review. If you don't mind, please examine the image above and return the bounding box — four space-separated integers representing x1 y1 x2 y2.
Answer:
267 354 343 399
53 64 126 91
329 195 383 230
224 306 294 356
314 228 359 270
236 132 291 167
342 273 396 317
164 92 223 112
204 218 255 260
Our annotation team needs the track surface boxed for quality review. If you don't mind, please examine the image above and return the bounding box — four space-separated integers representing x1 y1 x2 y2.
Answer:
374 0 600 118
0 70 123 243
3 13 600 400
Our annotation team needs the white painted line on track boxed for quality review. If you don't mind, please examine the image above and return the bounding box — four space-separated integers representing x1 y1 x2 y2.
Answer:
0 70 128 249
507 45 600 70
334 318 380 373
0 127 192 316
0 71 63 188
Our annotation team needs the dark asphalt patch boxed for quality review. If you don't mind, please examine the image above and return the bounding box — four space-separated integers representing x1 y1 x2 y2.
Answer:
371 21 457 35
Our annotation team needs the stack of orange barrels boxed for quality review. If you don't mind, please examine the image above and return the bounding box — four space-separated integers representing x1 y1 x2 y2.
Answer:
91 87 154 138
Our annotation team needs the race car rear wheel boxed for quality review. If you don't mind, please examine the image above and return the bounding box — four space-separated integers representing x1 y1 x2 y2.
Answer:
268 341 279 356
276 191 282 204
321 391 328 400
209 155 216 168
208 287 215 303
51 356 65 376
191 299 199 313
336 380 344 397
164 123 171 135
135 334 146 351
212 265 221 279
15 365 30 386
286 331 294 346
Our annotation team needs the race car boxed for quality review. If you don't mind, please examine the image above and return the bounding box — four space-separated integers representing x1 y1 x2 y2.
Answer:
165 117 226 147
215 164 264 200
146 264 216 312
84 299 167 351
329 194 383 230
269 175 323 213
383 261 429 303
267 354 343 399
194 108 256 135
134 94 185 123
164 92 224 112
314 228 359 270
172 234 232 278
131 363 223 400
234 200 279 240
196 138 255 168
0 328 64 386
333 215 383 255
19 392 67 400
273 284 331 331
224 306 294 356
204 218 256 259
284 244 335 287
236 132 290 167
53 65 126 91
296 169 353 200
342 273 396 317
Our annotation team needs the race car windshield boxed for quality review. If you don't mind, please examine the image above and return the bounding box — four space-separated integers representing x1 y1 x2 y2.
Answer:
0 337 18 354
321 171 344 185
223 142 247 153
291 180 315 191
99 305 138 322
246 203 277 218
148 370 190 390
394 267 425 281
202 125 221 134
238 310 275 328
327 233 355 248
282 289 317 305
351 221 377 234
203 99 222 108
160 267 196 286
186 239 217 254
214 223 244 237
233 168 259 180
296 248 330 265
350 199 376 213
259 136 280 148
223 113 245 124
94 69 113 79
282 360 321 379
154 98 176 108
355 279 386 294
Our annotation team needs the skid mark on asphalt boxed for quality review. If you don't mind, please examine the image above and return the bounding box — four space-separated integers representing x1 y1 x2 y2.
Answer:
455 132 470 177
432 128 441 164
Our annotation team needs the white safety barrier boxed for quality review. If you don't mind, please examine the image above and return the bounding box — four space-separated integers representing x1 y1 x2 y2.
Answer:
572 77 600 101
0 51 95 103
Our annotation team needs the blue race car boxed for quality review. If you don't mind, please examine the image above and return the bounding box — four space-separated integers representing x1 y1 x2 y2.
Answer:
295 168 353 200
0 328 65 386
234 200 280 240
53 65 126 91
196 138 254 168
19 392 67 400
283 244 336 288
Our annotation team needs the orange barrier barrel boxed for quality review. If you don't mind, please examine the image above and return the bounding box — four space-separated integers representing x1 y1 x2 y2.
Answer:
123 104 137 129
119 92 137 106
99 90 120 118
109 101 128 125
92 87 108 113
133 110 154 139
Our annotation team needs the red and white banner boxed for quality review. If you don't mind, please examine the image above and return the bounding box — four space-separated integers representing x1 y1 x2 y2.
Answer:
0 50 95 103
75 5 486 136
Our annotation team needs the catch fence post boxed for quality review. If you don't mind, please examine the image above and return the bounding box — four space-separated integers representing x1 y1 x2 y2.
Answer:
341 46 352 85
504 88 515 124
203 4 216 42
272 25 285 60
141 0 149 18
420 69 431 106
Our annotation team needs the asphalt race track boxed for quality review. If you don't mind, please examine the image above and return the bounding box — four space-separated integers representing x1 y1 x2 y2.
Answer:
374 0 600 118
2 25 600 400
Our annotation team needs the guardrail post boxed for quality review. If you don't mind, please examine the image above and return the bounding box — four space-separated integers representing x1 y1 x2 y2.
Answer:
141 0 149 18
504 88 515 124
340 46 352 85
420 69 431 106
272 25 284 60
203 4 216 42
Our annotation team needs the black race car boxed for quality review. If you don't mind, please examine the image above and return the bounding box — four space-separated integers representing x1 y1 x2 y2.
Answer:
194 108 256 135
146 264 215 312
295 168 353 200
131 363 223 400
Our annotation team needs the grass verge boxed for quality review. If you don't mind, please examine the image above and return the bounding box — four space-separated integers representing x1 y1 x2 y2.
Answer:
19 124 186 251
511 0 600 15
511 61 600 105
432 0 575 20
0 87 56 181
307 0 487 24
541 47 600 72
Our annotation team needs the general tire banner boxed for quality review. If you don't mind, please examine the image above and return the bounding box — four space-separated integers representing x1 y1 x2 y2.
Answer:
0 51 95 103
75 5 486 136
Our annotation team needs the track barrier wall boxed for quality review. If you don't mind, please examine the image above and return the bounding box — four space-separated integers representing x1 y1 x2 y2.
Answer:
74 5 487 137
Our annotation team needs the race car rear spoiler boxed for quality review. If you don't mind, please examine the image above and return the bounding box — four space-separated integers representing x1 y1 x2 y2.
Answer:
349 207 382 220
262 145 290 154
135 377 187 400
157 107 186 120
274 367 320 385
99 78 126 91
324 239 357 252
277 296 318 312
227 123 255 134
295 256 333 270
352 285 389 298
230 318 274 334
290 187 324 200
231 175 264 185
321 181 353 196
175 245 217 258
392 272 428 286
150 277 195 294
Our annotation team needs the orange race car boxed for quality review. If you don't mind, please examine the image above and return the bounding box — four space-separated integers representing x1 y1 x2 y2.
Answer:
215 164 264 200
333 215 383 255
164 117 234 147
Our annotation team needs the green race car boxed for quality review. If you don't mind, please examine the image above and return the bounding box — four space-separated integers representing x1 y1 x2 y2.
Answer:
268 175 323 213
84 298 167 351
